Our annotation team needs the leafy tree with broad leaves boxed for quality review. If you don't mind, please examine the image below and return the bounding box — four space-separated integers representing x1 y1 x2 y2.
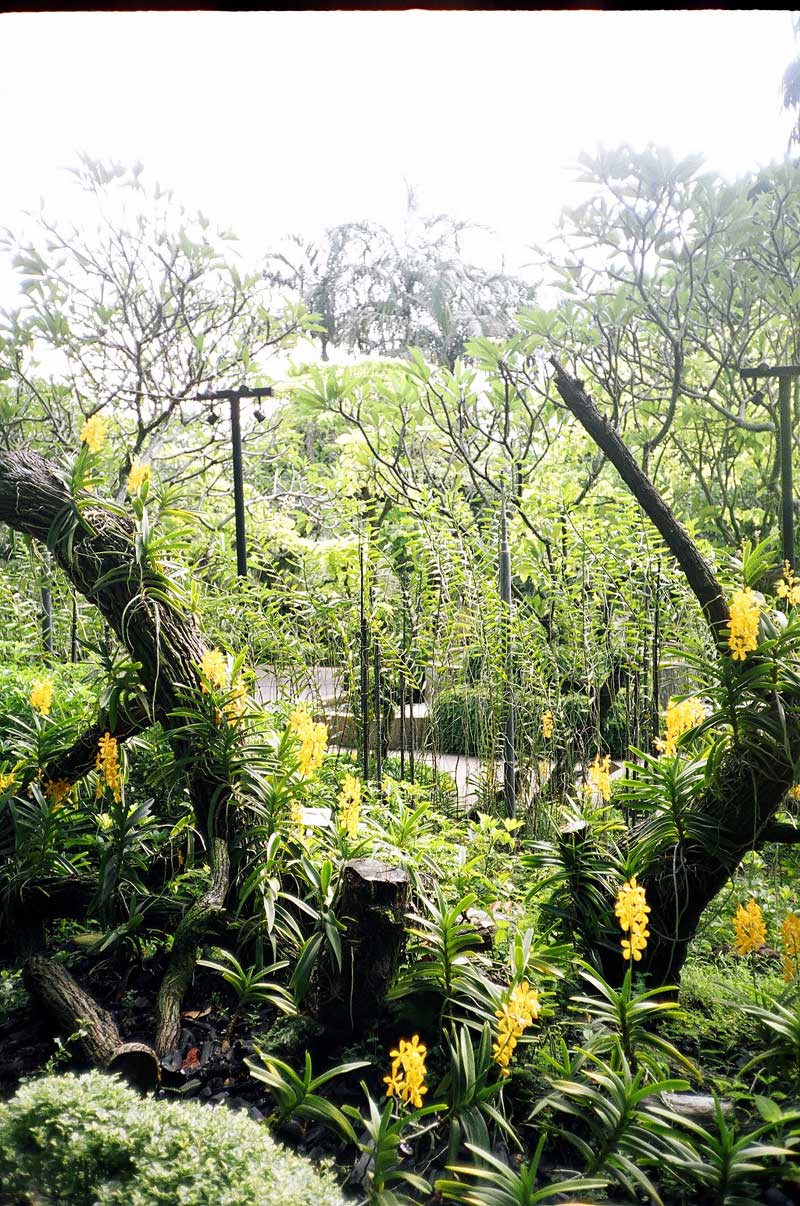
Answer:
0 155 313 487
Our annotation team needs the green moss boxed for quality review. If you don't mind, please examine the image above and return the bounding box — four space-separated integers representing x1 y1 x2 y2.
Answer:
0 1071 345 1206
662 960 785 1074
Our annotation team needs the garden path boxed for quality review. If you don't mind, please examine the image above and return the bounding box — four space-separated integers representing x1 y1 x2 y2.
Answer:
256 667 626 814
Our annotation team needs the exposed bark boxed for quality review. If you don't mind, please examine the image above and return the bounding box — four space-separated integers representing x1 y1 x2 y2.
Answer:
550 359 729 639
760 822 800 844
155 837 231 1056
24 953 159 1091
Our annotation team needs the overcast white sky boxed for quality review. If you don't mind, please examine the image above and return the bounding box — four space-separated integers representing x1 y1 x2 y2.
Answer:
0 8 795 301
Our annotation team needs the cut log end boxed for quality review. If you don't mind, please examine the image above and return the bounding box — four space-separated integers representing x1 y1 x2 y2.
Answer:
107 1042 160 1093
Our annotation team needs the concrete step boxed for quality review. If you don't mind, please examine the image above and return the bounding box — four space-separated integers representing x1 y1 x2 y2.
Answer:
323 705 431 750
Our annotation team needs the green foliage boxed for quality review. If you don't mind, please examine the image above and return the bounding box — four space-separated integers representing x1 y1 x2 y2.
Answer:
739 992 800 1086
90 791 157 922
198 947 296 1039
388 887 487 1007
534 1051 692 1205
0 1071 346 1205
522 804 624 952
342 1085 443 1204
246 1049 368 1144
285 855 345 1005
433 684 497 757
571 965 701 1081
1 780 94 902
0 967 28 1021
664 1095 799 1206
436 1023 519 1164
0 662 95 758
451 811 523 903
615 748 714 861
436 1135 607 1204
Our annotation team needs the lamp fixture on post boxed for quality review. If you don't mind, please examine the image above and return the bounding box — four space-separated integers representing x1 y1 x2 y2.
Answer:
195 385 274 578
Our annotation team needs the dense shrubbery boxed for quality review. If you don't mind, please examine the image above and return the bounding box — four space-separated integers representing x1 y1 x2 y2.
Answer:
0 1071 345 1205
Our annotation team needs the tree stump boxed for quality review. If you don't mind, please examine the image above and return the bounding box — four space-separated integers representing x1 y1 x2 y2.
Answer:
321 858 409 1032
24 954 159 1092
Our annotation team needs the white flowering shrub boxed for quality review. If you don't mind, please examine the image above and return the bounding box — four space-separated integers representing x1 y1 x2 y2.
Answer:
0 1071 345 1205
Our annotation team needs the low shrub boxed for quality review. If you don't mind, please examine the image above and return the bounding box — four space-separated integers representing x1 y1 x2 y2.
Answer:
0 1070 345 1205
433 684 498 756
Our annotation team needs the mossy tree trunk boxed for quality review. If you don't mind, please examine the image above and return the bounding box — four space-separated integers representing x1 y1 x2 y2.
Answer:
0 450 236 1052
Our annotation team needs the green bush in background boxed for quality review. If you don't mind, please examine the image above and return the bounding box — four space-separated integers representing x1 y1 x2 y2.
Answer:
433 684 499 757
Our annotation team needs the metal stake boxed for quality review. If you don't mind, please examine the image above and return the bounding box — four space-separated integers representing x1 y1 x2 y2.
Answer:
374 638 383 788
360 542 370 780
500 490 516 818
195 386 274 579
41 582 53 660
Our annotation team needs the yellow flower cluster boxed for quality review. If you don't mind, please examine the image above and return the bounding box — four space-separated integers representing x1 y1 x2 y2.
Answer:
727 588 762 661
541 709 554 739
787 784 800 802
127 458 151 495
95 732 122 803
338 772 361 839
776 562 800 607
200 649 228 690
198 651 249 723
655 696 707 756
587 753 612 802
782 913 800 982
615 877 650 962
80 414 109 454
733 898 766 955
29 678 54 716
0 771 17 794
226 675 248 722
492 980 540 1077
289 707 328 777
44 778 72 809
384 1035 428 1108
289 799 305 841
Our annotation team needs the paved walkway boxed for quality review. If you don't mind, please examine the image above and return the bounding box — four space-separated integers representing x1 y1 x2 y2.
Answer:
255 666 626 813
326 746 493 813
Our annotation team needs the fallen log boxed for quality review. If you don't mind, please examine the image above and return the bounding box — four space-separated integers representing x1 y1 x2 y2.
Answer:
24 954 159 1092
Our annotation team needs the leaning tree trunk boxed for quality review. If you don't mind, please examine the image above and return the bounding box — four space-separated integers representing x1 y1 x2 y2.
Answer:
155 837 230 1055
0 451 235 820
550 360 797 984
0 450 237 1052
